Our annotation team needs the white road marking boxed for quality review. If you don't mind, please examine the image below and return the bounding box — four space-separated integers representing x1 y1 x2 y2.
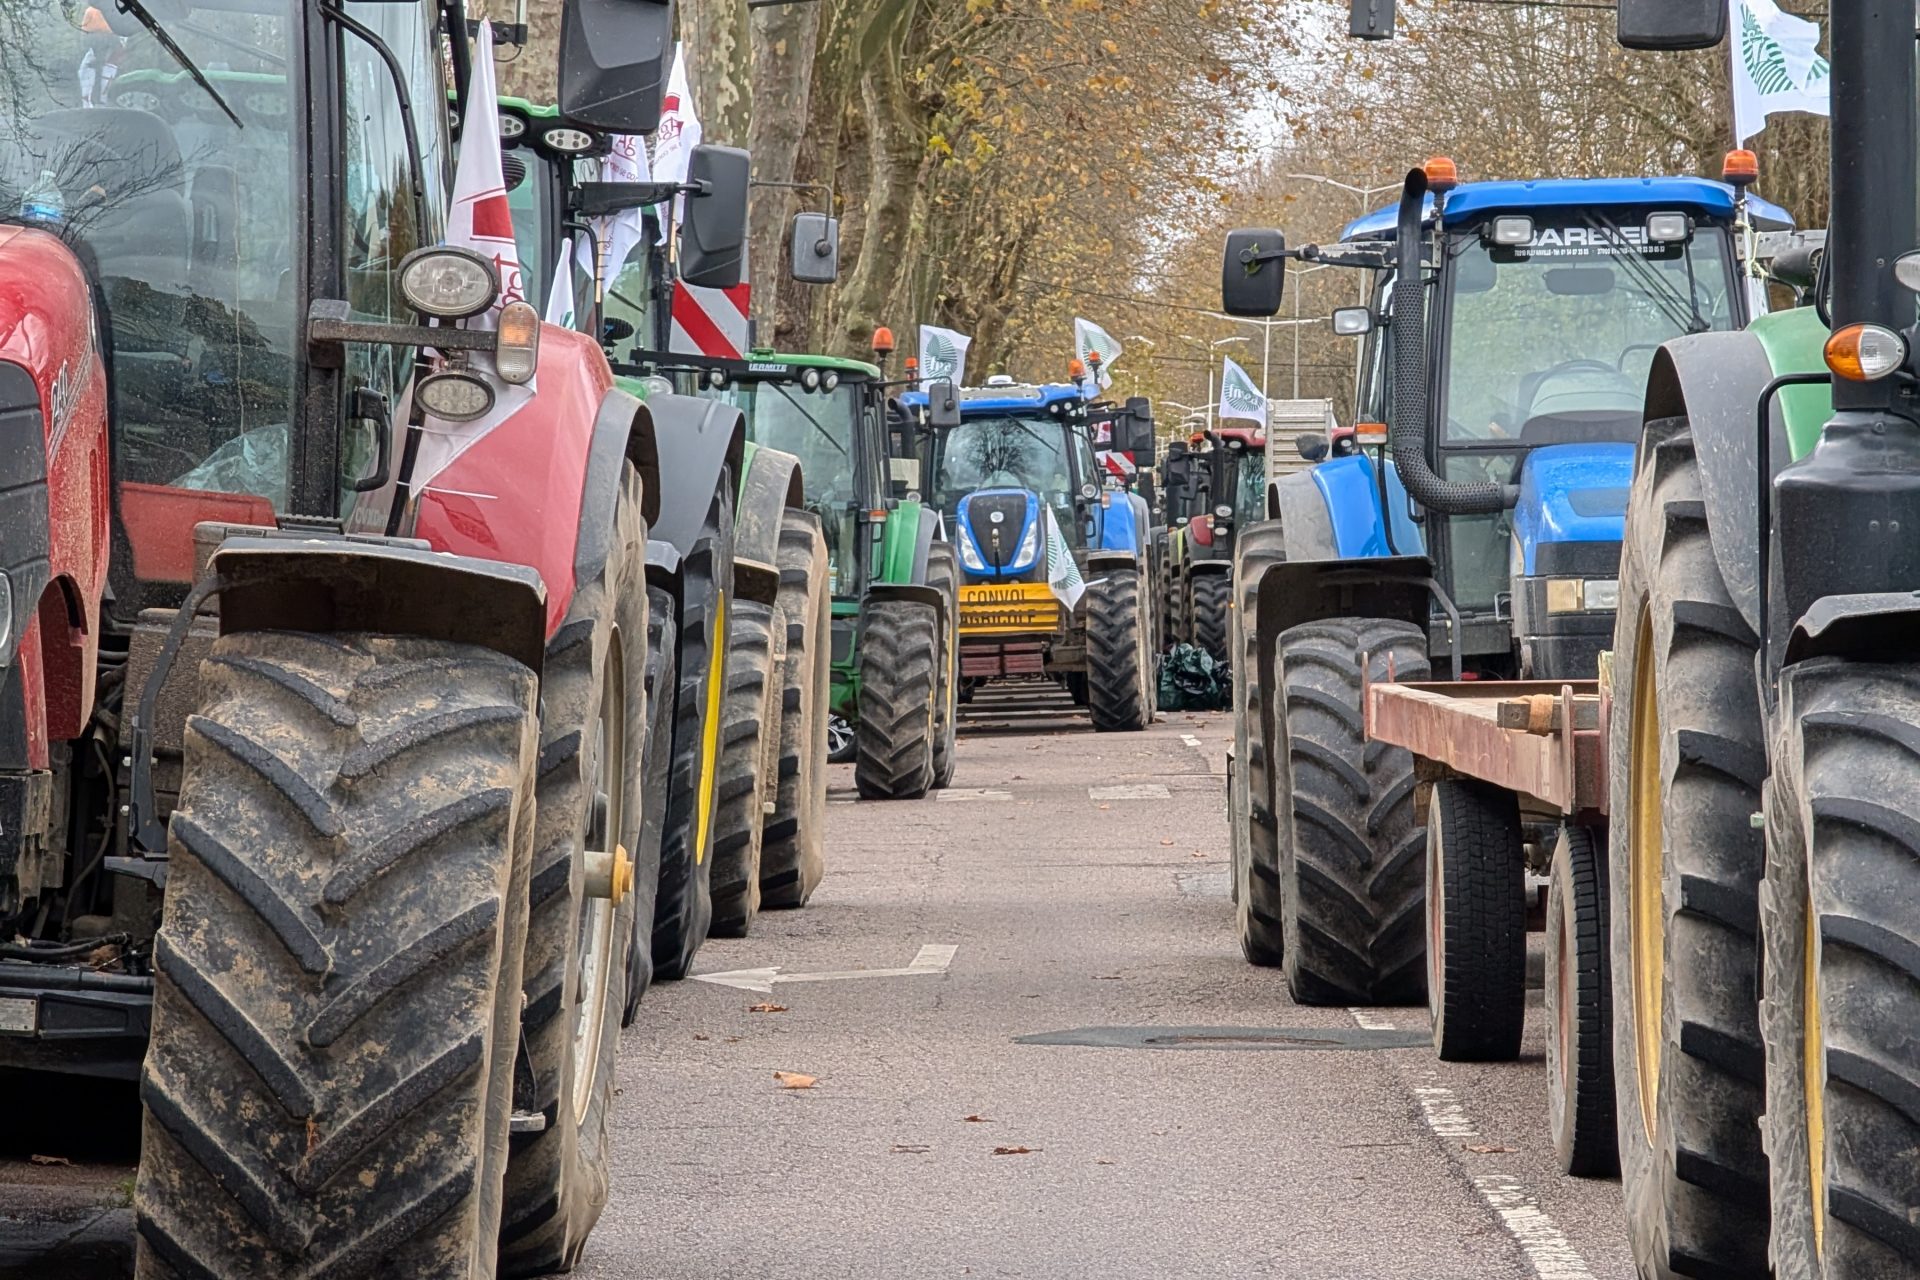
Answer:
1473 1176 1599 1280
1410 1084 1479 1140
937 788 1012 802
1348 1008 1398 1032
1088 784 1171 800
693 944 959 994
1181 734 1203 749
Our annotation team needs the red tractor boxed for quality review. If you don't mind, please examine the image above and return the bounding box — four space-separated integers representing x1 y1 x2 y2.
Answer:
0 3 754 1276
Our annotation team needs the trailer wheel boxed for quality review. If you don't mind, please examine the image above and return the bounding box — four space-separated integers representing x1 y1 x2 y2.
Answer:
927 543 961 789
1232 522 1289 966
854 599 938 799
1087 569 1151 732
1609 418 1769 1276
500 466 647 1277
1763 661 1920 1280
1271 619 1430 1004
708 600 780 938
1191 572 1231 665
135 632 538 1279
761 513 830 910
623 586 678 1025
1548 825 1619 1177
653 479 736 980
1426 778 1526 1061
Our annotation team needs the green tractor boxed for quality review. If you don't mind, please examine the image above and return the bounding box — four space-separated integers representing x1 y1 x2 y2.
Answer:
496 99 830 951
1162 425 1267 663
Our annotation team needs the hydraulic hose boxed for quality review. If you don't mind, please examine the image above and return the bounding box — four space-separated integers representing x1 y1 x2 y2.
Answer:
1388 169 1517 516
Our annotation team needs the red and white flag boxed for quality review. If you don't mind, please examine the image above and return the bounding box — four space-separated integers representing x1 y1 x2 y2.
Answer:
412 20 534 492
653 44 702 244
576 131 652 290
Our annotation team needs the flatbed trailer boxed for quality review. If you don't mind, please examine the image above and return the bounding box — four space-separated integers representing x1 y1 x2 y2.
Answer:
1361 669 1623 1178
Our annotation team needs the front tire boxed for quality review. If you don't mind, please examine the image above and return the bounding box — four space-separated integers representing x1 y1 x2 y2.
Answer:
1548 825 1619 1178
1191 572 1230 665
707 600 780 938
1231 522 1288 966
761 512 831 909
927 544 961 789
1086 569 1150 733
854 599 938 800
1426 778 1526 1062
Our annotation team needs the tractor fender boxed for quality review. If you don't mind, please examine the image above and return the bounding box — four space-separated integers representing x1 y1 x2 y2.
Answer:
1250 555 1434 644
573 385 661 598
1086 551 1139 576
1187 559 1231 579
865 581 948 634
876 502 938 585
646 391 747 562
1643 329 1786 640
733 443 806 605
211 536 547 675
1785 593 1920 666
1271 471 1341 560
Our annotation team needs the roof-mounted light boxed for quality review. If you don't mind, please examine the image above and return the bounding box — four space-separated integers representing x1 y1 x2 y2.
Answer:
1646 212 1691 244
1488 216 1533 247
1722 148 1759 188
823 372 840 392
541 125 599 156
801 367 822 391
498 111 528 143
1424 156 1459 195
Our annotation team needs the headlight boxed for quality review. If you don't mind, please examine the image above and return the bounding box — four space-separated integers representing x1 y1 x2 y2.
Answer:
1488 216 1533 246
1213 504 1234 520
1016 514 1039 564
540 125 598 156
399 246 498 320
958 531 986 571
641 375 674 398
416 370 496 422
1545 578 1619 614
1645 212 1690 243
823 372 840 392
705 368 730 391
1581 579 1619 612
1826 323 1908 382
498 112 528 142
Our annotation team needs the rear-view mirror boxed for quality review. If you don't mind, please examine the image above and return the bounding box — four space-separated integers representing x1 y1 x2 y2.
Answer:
1332 307 1374 337
790 212 840 285
557 0 674 133
1617 0 1725 50
1222 229 1286 318
928 380 961 429
679 144 749 290
1117 399 1156 455
1296 435 1331 463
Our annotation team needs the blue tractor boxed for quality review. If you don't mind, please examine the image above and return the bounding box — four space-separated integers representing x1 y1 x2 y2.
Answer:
1220 165 1789 1008
901 377 1158 730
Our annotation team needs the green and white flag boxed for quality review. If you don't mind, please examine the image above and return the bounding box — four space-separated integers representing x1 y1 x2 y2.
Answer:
919 324 971 385
1074 317 1122 389
1731 0 1829 145
1218 355 1267 426
545 235 578 330
1043 507 1085 609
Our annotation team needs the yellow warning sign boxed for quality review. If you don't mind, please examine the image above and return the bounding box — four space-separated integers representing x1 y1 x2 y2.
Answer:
960 583 1061 636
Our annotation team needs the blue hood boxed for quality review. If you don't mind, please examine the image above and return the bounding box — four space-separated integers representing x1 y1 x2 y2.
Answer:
1512 443 1634 575
956 488 1042 580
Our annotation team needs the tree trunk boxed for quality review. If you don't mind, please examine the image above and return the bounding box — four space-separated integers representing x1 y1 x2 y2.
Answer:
682 0 752 147
747 0 824 335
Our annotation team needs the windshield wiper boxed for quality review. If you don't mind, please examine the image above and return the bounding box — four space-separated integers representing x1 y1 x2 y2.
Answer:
117 0 242 128
765 379 849 460
1583 212 1709 335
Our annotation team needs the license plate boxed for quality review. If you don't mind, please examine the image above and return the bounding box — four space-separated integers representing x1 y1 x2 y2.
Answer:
1582 579 1620 612
0 996 36 1034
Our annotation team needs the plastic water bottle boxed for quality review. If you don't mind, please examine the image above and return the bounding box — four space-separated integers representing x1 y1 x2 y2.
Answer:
20 170 63 228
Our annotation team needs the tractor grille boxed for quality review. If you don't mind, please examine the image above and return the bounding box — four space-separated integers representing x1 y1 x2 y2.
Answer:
967 492 1030 572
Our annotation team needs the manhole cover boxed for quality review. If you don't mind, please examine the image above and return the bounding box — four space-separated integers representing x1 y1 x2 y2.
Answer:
1015 1025 1430 1052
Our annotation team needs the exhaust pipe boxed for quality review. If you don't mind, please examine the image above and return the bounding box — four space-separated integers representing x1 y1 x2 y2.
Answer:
1388 169 1517 515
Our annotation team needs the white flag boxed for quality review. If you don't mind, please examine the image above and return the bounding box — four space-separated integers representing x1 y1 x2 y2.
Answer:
1218 356 1267 427
546 235 578 329
653 44 702 244
412 21 534 492
1730 0 1829 145
576 132 652 287
1073 317 1122 389
919 324 971 386
1042 507 1085 610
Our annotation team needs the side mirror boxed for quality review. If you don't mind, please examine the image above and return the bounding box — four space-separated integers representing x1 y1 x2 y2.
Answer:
1618 0 1725 50
928 379 961 429
1117 409 1155 456
1296 435 1331 463
602 317 635 344
557 0 674 133
679 144 749 290
1348 0 1394 39
1222 228 1286 318
1331 307 1374 337
790 212 840 285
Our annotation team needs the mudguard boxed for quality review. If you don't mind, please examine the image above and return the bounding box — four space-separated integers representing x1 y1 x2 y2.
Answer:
1086 551 1138 575
646 391 747 561
1643 329 1791 641
875 503 938 586
865 581 948 633
1785 593 1920 666
1250 555 1435 646
734 443 806 605
573 386 661 597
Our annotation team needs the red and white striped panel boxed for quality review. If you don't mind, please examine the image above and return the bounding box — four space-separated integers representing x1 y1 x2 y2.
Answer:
1098 449 1137 479
670 282 751 358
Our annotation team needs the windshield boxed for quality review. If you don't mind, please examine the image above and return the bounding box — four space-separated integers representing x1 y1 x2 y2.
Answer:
932 413 1083 546
1441 220 1736 443
1231 449 1264 521
722 378 861 591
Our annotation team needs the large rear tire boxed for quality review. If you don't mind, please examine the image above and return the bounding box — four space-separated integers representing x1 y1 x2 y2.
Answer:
708 600 780 938
499 468 646 1276
927 544 961 789
1271 618 1430 1005
1548 825 1620 1178
1426 778 1526 1062
135 633 539 1279
1191 571 1231 666
623 585 678 1025
1609 418 1770 1278
761 513 830 909
1231 522 1288 966
1764 661 1920 1280
853 599 938 800
653 480 736 981
1086 569 1151 733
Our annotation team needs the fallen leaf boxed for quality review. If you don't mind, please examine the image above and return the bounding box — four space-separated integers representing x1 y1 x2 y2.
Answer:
1190 850 1207 858
1095 974 1122 980
891 1144 930 1154
963 1114 993 1123
747 1003 788 1014
29 1154 69 1166
1464 1143 1517 1154
773 1071 817 1090
1097 803 1110 811
692 1033 709 1041
992 1145 1036 1156
1160 838 1175 846
1095 1158 1116 1165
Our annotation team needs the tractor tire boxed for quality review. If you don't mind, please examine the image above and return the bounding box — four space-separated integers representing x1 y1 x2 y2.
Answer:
134 632 539 1279
1271 618 1430 1005
708 600 780 938
1086 569 1151 732
1231 521 1289 967
761 513 831 909
652 479 736 981
854 599 938 800
1192 572 1231 666
1426 778 1527 1062
623 585 678 1026
1064 670 1089 707
1609 417 1770 1278
826 713 856 764
500 467 647 1277
927 543 961 789
1548 825 1619 1178
1763 661 1920 1280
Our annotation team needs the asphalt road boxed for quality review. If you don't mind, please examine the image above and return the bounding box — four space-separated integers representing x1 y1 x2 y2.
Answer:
0 685 1635 1279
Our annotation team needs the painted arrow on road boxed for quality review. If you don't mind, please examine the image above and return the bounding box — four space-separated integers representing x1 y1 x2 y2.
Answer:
692 944 959 994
